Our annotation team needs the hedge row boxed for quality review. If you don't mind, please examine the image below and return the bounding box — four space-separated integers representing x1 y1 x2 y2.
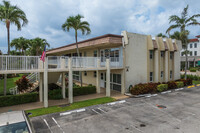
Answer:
0 92 38 107
181 74 200 81
49 85 96 100
130 79 192 95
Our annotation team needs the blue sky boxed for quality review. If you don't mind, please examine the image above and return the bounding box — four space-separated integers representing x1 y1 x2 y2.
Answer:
0 0 200 53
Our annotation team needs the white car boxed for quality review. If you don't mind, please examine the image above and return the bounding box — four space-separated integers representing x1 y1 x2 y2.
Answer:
0 111 32 133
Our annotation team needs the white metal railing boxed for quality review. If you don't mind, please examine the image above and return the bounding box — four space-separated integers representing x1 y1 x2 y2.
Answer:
26 72 39 83
72 57 98 68
0 56 123 72
48 56 61 69
0 55 39 71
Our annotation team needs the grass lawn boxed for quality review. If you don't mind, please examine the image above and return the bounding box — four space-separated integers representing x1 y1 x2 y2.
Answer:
193 80 200 85
0 74 23 95
26 97 115 117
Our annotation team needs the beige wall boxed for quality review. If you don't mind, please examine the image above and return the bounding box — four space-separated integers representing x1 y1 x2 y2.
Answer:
81 71 97 85
174 40 182 80
123 32 148 91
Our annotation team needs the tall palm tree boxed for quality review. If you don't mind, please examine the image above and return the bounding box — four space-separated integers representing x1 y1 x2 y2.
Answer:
0 0 28 55
166 5 200 79
157 33 167 38
11 37 30 55
29 38 50 56
0 0 28 96
62 14 91 86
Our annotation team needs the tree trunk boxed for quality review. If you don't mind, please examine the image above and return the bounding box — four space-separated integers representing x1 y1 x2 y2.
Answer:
185 47 188 79
4 20 10 96
75 30 83 87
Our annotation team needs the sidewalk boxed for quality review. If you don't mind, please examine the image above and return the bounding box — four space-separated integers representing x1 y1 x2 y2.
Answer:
0 89 128 113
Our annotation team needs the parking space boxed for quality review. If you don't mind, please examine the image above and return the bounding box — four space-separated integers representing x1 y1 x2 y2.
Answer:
30 86 200 133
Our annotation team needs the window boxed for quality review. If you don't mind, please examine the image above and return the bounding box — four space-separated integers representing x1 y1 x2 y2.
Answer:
93 50 97 57
150 50 153 59
170 52 173 59
150 72 153 82
84 71 87 76
84 52 87 57
170 71 172 79
194 43 197 48
161 51 164 57
101 73 104 80
110 74 121 92
161 71 163 78
190 43 192 48
195 51 197 56
73 71 80 81
190 51 192 56
94 71 97 77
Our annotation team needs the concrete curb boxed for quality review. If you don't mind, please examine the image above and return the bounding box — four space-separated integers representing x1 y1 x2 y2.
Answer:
60 108 86 116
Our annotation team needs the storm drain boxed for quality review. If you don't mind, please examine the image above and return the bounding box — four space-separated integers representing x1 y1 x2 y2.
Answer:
156 104 167 109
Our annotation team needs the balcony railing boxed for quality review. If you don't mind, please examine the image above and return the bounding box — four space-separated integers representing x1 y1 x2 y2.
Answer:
0 56 39 71
0 55 123 73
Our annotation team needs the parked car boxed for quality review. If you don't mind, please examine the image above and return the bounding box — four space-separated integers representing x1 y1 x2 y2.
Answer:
0 111 32 133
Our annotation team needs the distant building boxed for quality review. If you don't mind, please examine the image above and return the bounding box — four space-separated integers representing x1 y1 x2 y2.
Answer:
180 35 200 68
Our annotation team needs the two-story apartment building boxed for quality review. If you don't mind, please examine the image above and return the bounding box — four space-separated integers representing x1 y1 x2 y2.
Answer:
46 31 181 94
180 35 200 68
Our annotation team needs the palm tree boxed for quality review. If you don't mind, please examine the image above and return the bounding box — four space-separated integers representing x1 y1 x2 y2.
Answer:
166 5 200 79
11 37 30 55
29 38 50 56
157 33 167 38
0 0 28 55
62 14 91 86
0 1 28 96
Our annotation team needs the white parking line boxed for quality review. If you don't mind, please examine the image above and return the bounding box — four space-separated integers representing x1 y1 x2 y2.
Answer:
107 100 126 105
52 117 65 133
161 90 172 94
92 109 101 114
43 119 53 133
60 108 86 116
98 108 106 113
175 88 184 91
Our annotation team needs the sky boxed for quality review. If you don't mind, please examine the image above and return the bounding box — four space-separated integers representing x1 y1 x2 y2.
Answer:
0 0 200 53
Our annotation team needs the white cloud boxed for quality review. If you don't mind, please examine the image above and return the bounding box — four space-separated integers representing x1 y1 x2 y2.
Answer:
0 0 200 53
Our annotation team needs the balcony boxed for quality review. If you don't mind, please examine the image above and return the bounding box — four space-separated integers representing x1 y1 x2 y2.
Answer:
0 56 123 74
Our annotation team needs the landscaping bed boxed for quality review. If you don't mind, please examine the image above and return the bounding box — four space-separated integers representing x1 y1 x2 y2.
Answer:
48 84 96 100
129 78 193 96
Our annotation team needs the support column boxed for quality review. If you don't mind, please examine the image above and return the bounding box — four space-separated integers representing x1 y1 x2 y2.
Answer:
44 57 48 108
121 69 125 94
68 58 73 103
96 59 101 93
164 51 169 82
106 59 110 97
62 72 66 99
39 73 43 102
154 50 159 82
188 61 190 69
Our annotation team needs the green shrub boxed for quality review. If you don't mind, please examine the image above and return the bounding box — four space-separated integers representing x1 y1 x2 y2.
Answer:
67 85 96 97
157 84 168 92
48 85 96 100
48 89 62 100
15 76 33 92
190 68 196 72
176 82 184 88
0 92 38 107
176 79 187 86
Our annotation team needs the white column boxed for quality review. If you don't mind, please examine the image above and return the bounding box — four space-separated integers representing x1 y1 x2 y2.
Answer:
44 57 48 108
62 72 66 99
39 73 43 102
106 59 110 97
121 69 125 94
164 51 169 82
188 61 190 69
68 58 73 103
96 59 101 93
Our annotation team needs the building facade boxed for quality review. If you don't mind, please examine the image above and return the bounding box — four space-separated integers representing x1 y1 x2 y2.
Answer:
180 35 200 68
46 31 181 93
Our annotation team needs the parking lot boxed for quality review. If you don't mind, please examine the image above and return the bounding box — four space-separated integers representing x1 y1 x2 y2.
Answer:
30 86 200 133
